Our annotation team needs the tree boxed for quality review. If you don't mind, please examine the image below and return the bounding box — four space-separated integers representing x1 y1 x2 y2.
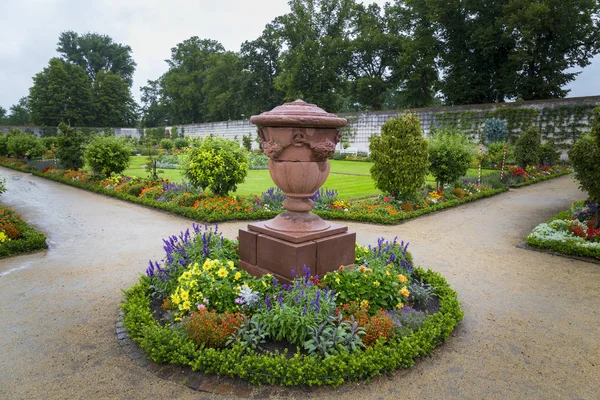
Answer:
275 0 355 112
84 135 131 177
93 70 138 127
0 107 6 123
203 52 246 121
569 107 600 229
502 0 600 100
428 128 473 189
140 79 167 127
5 97 32 125
29 58 95 126
57 31 136 86
160 37 226 124
369 112 429 198
239 22 285 115
56 122 86 170
514 126 541 168
184 137 248 196
345 2 401 111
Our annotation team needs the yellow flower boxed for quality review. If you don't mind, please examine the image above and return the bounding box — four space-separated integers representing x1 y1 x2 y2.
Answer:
0 232 8 243
359 265 366 272
396 303 404 309
366 268 373 273
360 299 369 308
385 270 391 277
171 293 181 305
335 277 341 284
261 281 267 287
217 268 228 278
363 274 368 279
399 287 410 298
180 300 191 310
180 291 189 301
228 261 235 270
397 274 408 284
373 281 380 287
234 272 242 280
203 260 212 271
387 264 393 269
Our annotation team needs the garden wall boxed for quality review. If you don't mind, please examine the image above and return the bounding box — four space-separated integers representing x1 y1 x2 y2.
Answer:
2 96 599 153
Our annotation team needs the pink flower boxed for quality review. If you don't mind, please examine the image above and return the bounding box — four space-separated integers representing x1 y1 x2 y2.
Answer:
197 304 206 310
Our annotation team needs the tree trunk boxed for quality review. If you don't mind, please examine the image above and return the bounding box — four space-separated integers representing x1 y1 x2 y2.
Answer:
594 204 600 230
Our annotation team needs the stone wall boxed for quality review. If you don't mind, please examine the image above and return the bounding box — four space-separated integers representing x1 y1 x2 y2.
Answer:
2 96 598 153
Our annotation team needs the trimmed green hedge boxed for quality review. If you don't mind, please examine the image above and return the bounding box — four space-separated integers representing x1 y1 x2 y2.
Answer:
509 170 572 188
0 209 47 258
121 267 463 386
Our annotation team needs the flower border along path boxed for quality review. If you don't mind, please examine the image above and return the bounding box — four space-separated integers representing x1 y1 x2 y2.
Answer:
0 157 568 225
526 200 600 261
0 205 47 258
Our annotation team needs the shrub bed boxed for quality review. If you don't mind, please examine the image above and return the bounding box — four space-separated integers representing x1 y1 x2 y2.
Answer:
0 205 47 258
0 157 569 225
526 200 600 260
121 224 463 386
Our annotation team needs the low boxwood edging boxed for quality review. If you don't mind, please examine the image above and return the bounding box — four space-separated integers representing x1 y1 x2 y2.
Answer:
121 266 463 387
0 205 47 258
526 201 600 260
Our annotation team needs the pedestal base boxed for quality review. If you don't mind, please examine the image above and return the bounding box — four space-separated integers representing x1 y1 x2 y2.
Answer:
239 222 356 282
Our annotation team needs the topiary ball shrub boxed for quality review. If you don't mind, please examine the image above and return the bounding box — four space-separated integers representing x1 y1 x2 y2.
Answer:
428 128 473 189
121 224 463 387
84 135 131 177
515 126 541 168
369 112 429 199
184 137 248 196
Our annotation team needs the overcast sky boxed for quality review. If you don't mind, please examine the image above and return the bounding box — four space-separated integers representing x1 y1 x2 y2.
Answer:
1 0 599 112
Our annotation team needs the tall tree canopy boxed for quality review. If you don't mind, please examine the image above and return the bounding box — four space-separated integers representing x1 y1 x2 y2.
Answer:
29 58 95 126
57 31 137 86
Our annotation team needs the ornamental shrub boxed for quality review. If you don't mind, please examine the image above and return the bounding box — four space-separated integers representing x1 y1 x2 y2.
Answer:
160 138 174 152
56 123 86 170
40 136 57 150
369 112 429 198
173 138 188 149
7 132 45 159
428 128 473 189
515 126 541 168
483 118 508 144
184 137 248 196
539 139 561 165
183 308 245 348
0 134 8 156
84 135 131 177
569 107 600 229
485 142 514 168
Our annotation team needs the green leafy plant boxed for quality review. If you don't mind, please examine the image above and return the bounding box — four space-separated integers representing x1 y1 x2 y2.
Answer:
184 137 248 196
408 279 436 308
569 107 600 228
369 112 429 198
84 135 131 177
56 123 86 170
160 138 174 153
515 126 541 168
0 135 8 156
483 118 508 144
173 138 188 149
539 139 561 165
7 132 45 159
304 313 365 357
428 128 473 189
485 142 514 168
242 134 252 151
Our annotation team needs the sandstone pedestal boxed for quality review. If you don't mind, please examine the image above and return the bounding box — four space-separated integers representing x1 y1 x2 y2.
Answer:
238 99 355 282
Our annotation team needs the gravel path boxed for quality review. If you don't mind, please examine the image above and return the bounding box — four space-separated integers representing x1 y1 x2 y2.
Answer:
0 167 598 400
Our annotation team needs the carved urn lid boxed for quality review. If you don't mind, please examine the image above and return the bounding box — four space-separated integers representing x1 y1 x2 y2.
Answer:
250 99 347 128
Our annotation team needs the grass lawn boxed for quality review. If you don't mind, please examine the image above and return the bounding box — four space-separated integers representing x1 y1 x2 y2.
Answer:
122 156 500 199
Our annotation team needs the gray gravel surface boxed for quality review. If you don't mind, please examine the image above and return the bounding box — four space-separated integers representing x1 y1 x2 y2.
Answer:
0 167 598 399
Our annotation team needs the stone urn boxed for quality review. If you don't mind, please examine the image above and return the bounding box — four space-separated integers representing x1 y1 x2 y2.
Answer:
238 100 356 282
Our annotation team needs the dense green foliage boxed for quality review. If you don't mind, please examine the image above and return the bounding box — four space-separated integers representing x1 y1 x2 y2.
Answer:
485 142 514 168
0 205 48 258
483 118 508 145
56 123 86 170
428 129 473 188
7 132 45 159
84 136 131 177
184 137 249 196
515 127 541 168
569 107 600 228
369 113 429 198
539 139 561 165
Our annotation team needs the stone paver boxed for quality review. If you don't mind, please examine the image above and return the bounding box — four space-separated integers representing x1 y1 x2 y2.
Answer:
0 167 598 399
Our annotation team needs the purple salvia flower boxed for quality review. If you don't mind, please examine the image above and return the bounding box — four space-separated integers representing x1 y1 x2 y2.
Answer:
265 294 272 311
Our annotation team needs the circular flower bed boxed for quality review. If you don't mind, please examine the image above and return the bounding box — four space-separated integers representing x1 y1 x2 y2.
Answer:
121 224 463 386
